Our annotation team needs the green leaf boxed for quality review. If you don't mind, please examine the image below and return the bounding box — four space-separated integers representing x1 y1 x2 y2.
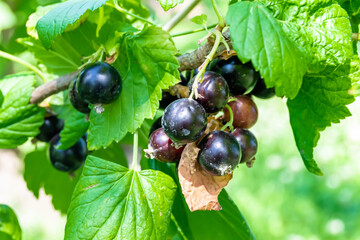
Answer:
226 2 308 99
351 0 360 15
0 205 21 240
350 55 360 83
88 26 180 150
191 14 207 26
19 21 98 75
0 73 45 149
118 0 150 17
65 155 177 240
155 0 184 11
260 0 353 72
90 142 129 167
58 110 89 150
0 90 3 107
26 4 59 39
287 64 355 175
36 0 108 48
23 146 81 213
142 159 255 240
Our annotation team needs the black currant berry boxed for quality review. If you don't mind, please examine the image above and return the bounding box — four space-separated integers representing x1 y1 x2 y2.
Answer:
232 128 257 163
189 71 229 113
36 116 64 142
162 98 207 144
250 78 275 99
49 134 87 172
69 78 90 114
198 130 241 176
149 117 162 136
224 95 258 129
147 128 185 163
209 56 259 95
77 62 122 105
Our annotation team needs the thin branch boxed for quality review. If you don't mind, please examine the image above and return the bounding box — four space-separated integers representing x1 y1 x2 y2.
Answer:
30 71 79 104
353 33 360 41
171 24 217 38
163 0 201 32
29 29 232 104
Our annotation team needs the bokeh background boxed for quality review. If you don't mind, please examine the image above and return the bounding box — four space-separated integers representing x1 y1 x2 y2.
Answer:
1 0 359 239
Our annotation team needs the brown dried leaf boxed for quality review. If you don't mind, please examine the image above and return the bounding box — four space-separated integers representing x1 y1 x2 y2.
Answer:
178 143 232 212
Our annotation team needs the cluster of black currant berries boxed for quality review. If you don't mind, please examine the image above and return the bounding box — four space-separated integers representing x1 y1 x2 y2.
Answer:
35 116 87 172
69 61 123 114
148 56 275 176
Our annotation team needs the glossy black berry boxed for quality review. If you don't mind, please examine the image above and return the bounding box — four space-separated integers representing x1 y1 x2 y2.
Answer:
224 95 258 129
149 117 162 136
162 98 207 144
232 128 257 163
189 71 229 113
250 78 275 99
36 116 64 142
198 130 241 176
148 128 185 163
209 56 259 95
77 62 122 105
69 78 90 114
49 134 87 172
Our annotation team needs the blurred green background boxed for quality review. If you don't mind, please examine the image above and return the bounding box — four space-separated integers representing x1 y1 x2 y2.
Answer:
0 0 359 239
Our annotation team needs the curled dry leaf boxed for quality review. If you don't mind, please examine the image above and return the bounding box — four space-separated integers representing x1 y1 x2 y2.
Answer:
178 143 232 211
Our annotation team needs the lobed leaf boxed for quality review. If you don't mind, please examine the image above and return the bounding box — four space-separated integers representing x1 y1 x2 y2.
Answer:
260 0 353 72
287 64 355 175
226 1 308 99
65 155 177 240
0 205 21 240
0 73 45 148
88 26 180 150
36 0 108 48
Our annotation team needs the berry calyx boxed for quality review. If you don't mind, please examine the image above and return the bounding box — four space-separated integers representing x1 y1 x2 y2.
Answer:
36 116 64 142
162 98 207 144
146 128 185 163
189 71 229 113
49 134 87 172
231 128 258 163
77 62 122 105
224 95 258 129
209 56 259 95
198 130 241 176
68 78 90 114
250 78 275 99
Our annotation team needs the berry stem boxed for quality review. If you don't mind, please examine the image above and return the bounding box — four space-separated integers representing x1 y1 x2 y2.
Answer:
109 3 155 26
163 0 201 32
189 30 222 99
0 50 47 82
211 0 225 28
171 214 189 240
171 24 217 38
132 130 139 171
221 104 234 131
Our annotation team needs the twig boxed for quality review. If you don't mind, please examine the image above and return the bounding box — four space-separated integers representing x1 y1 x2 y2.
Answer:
353 33 360 41
163 0 201 32
171 24 217 38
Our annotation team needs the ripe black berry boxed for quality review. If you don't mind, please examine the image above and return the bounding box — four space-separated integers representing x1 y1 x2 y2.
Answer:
162 98 207 144
250 78 275 99
209 56 259 95
232 128 257 163
36 116 64 142
198 130 241 176
77 62 122 105
49 134 87 172
69 78 90 114
189 71 229 113
224 95 258 129
147 128 185 163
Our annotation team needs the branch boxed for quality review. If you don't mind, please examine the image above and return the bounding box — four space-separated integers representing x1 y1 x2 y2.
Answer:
163 0 201 32
29 29 231 104
30 71 79 104
353 33 360 41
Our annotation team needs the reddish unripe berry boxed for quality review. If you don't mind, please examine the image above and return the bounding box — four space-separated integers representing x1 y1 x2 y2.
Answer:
224 95 258 129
